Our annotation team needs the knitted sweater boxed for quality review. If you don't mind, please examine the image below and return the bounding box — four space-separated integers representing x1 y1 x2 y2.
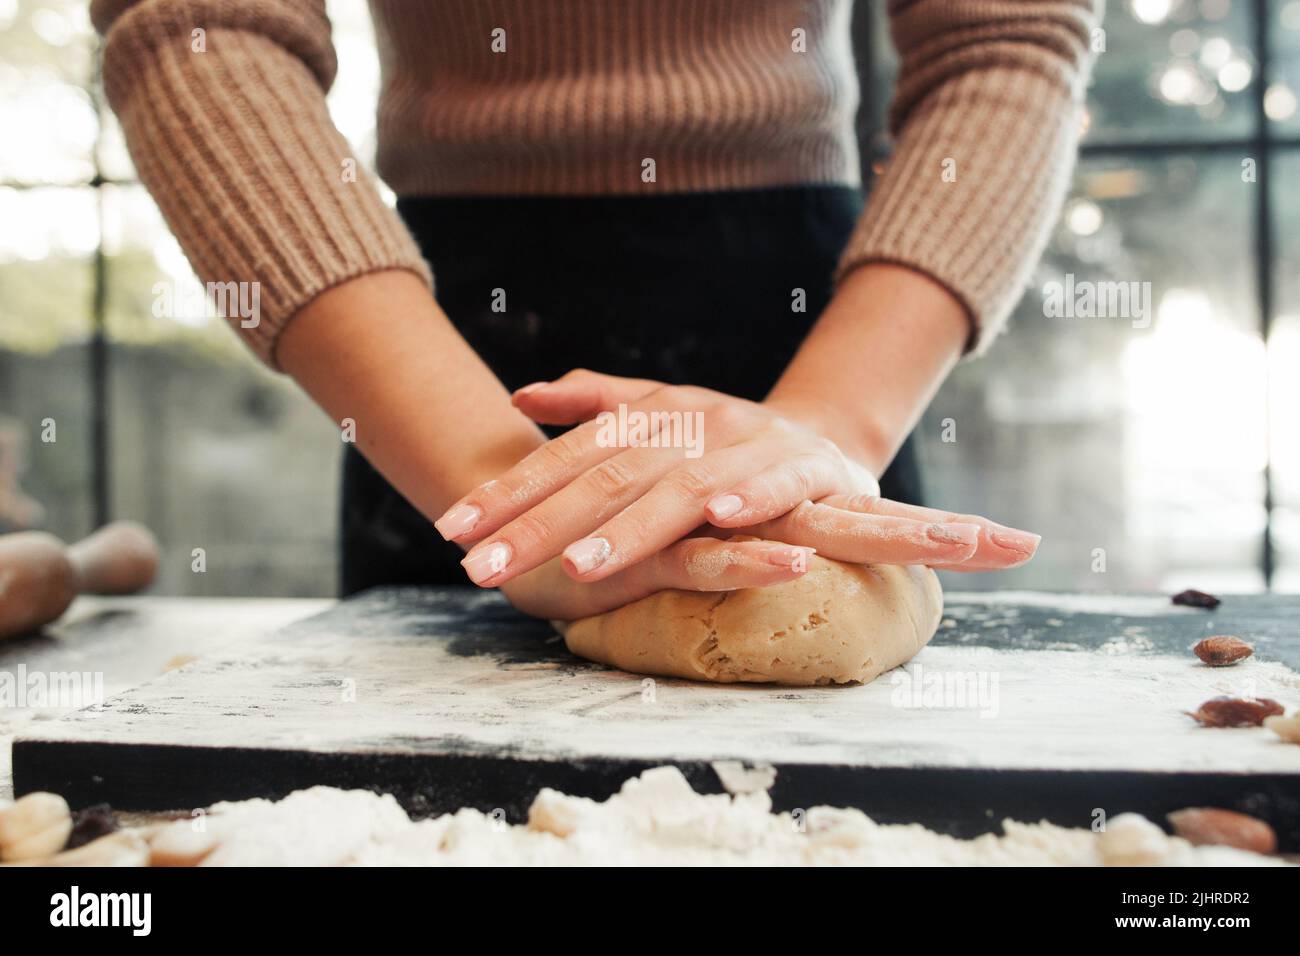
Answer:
90 0 1100 366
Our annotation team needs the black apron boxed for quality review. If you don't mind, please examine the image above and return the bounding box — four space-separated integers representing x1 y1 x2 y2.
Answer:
341 187 923 594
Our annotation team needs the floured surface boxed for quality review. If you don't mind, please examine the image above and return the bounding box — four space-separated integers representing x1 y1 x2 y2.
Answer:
149 766 1290 867
0 596 330 801
16 588 1300 777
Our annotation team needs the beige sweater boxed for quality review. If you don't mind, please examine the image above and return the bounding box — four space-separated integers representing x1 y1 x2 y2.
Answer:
91 0 1100 367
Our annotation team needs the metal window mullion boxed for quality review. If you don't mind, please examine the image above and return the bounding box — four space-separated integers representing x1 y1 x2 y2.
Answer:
89 45 110 531
1253 0 1275 588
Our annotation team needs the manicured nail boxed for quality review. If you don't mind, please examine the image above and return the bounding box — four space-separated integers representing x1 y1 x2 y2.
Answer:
514 381 550 397
927 523 980 547
461 542 512 584
990 528 1042 556
434 503 481 540
564 537 612 575
767 545 815 572
707 494 745 522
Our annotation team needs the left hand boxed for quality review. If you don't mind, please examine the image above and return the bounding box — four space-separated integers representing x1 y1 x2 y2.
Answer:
435 370 1039 586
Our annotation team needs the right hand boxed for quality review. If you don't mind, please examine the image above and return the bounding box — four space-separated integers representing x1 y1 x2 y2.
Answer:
498 534 816 621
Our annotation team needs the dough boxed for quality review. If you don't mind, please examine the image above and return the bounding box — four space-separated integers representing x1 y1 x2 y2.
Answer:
557 553 943 686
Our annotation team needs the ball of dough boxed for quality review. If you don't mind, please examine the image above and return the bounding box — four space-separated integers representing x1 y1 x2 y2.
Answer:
557 555 942 686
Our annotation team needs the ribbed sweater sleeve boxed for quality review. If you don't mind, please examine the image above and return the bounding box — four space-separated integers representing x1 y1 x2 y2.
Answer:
91 0 432 368
837 0 1101 355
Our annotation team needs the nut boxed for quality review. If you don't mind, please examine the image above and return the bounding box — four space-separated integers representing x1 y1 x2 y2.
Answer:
1172 588 1220 609
1167 807 1276 855
1193 635 1253 666
0 792 72 861
66 803 119 850
1264 713 1300 744
1186 697 1284 727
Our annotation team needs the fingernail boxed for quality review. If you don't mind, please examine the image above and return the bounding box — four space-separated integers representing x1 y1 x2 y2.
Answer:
767 546 815 572
434 503 481 540
564 537 612 575
514 381 550 397
707 494 745 521
927 523 980 547
461 542 512 584
990 529 1042 556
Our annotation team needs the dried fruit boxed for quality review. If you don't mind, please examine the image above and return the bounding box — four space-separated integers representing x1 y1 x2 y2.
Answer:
1186 696 1284 727
66 803 119 851
1193 635 1253 666
1172 588 1221 609
1264 713 1300 744
1167 807 1277 855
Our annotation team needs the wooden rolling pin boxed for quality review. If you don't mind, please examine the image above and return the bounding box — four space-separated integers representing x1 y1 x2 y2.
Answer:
0 521 159 641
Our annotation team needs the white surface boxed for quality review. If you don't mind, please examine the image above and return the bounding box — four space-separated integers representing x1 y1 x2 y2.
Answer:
0 596 331 800
18 592 1300 775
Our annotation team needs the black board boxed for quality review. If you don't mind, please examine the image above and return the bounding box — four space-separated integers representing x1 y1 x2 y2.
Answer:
14 587 1300 846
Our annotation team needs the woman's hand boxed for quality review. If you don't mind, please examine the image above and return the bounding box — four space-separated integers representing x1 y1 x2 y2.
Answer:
498 534 815 621
434 370 1040 587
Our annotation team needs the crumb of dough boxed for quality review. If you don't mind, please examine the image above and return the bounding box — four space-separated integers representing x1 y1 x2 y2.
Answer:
163 654 200 673
141 766 1292 867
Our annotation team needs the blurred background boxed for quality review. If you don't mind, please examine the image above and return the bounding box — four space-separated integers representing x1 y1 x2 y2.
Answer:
0 0 1296 596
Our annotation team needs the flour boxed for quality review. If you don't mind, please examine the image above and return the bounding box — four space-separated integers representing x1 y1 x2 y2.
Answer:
949 592 1192 616
150 766 1290 867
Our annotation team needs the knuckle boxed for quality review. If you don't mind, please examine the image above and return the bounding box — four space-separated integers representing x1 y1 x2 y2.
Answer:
786 460 818 500
740 472 782 511
645 383 675 403
602 510 654 554
813 435 844 461
844 493 882 513
707 401 752 434
788 499 821 531
665 465 718 503
538 436 585 472
586 457 638 498
501 510 555 552
762 415 802 440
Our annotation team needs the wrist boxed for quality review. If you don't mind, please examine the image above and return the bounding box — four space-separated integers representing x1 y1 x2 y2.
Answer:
764 391 892 477
765 263 969 479
279 270 543 519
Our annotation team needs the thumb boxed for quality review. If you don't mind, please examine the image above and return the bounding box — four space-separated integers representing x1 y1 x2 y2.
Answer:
511 369 664 425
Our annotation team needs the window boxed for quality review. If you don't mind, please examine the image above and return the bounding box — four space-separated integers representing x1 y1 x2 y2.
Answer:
1 0 377 595
859 0 1299 593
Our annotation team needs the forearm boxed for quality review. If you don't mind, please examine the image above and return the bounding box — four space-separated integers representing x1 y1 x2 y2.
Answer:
277 271 544 520
766 263 968 475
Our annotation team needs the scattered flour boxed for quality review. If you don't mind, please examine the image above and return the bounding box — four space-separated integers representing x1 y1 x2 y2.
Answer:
149 766 1291 867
